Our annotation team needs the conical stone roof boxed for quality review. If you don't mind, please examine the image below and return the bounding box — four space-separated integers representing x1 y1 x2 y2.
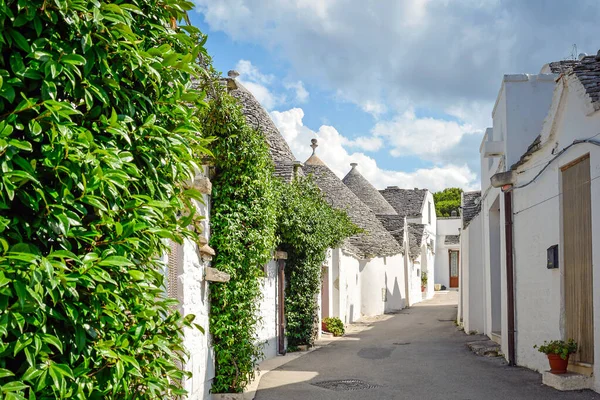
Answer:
304 141 402 258
342 164 397 216
224 71 302 182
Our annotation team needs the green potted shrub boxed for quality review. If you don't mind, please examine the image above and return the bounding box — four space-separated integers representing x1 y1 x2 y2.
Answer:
534 339 577 374
421 271 428 292
323 317 345 337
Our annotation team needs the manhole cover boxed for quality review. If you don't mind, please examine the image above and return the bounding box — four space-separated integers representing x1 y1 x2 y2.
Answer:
312 379 378 391
393 342 411 346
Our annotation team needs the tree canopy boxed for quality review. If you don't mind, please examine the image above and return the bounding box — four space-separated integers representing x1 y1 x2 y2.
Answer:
433 187 463 217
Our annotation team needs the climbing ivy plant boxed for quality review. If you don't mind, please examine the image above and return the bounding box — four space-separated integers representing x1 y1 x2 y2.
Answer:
277 178 360 347
204 84 279 393
0 1 210 398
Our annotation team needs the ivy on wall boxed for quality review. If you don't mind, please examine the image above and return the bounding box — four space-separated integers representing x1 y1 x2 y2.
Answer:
204 85 279 393
277 179 360 347
0 0 210 398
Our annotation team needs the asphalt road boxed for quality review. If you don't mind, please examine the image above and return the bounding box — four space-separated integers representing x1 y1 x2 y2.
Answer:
255 292 600 400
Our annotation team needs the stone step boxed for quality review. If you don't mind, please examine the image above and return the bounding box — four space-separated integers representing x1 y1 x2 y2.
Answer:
466 340 502 357
542 371 592 391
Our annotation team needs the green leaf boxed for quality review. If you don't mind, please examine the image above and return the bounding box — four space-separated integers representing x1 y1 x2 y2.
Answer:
8 29 31 53
98 256 133 267
0 369 15 379
128 270 144 281
60 54 86 66
42 334 63 354
1 381 29 392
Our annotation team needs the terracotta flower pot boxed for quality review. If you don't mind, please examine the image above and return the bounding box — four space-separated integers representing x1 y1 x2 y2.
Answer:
321 321 327 332
421 285 426 292
547 353 569 374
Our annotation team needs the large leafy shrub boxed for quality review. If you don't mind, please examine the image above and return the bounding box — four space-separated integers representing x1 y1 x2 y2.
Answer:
0 1 209 398
204 86 279 393
433 187 463 217
277 178 360 347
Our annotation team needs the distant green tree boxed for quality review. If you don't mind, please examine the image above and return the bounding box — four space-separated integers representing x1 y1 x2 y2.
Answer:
433 187 463 217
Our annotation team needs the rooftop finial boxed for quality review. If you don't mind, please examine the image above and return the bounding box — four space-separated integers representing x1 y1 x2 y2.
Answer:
228 70 240 79
310 138 318 155
350 162 358 170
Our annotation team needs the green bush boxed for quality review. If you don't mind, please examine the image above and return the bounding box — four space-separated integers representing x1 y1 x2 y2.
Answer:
323 317 345 337
204 85 279 393
535 339 578 360
277 178 360 347
0 1 210 398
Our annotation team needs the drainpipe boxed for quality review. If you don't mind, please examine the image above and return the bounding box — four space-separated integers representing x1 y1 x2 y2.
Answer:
492 171 516 367
503 187 516 366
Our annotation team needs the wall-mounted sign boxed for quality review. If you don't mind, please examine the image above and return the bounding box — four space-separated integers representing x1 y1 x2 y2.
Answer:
547 245 559 269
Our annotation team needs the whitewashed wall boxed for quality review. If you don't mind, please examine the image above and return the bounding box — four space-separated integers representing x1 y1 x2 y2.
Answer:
510 73 600 391
336 249 362 324
171 167 214 400
434 218 461 289
256 259 280 361
384 254 406 312
460 214 485 334
180 238 213 400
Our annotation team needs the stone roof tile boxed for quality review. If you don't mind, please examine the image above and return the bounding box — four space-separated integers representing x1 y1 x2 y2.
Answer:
379 187 428 218
462 191 481 229
444 235 460 245
342 164 397 216
408 223 425 259
567 53 600 109
303 145 402 258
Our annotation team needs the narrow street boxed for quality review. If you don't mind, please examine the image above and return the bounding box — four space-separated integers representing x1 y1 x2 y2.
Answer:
255 292 600 400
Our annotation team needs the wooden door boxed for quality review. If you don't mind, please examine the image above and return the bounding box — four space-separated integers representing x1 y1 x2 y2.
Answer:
449 250 459 288
562 154 593 364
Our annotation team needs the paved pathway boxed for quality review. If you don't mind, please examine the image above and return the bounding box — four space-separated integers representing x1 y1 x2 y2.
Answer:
255 292 600 400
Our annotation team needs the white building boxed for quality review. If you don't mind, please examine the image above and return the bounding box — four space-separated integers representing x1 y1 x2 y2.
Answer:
457 191 484 334
464 65 559 357
461 54 600 392
506 55 600 390
380 187 437 302
434 216 461 290
304 146 406 325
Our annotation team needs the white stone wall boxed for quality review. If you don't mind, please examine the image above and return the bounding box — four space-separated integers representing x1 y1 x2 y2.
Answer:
509 74 600 391
256 259 280 361
176 167 214 400
435 218 461 289
384 254 406 312
180 238 214 400
337 250 362 324
460 214 485 334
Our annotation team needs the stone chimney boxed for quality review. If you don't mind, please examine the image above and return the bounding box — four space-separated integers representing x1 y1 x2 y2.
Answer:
350 162 358 170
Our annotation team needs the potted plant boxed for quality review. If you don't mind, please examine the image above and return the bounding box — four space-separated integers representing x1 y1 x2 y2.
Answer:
534 339 577 374
323 317 345 337
421 271 428 292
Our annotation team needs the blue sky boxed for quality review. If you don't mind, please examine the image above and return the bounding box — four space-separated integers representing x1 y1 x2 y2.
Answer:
190 0 600 191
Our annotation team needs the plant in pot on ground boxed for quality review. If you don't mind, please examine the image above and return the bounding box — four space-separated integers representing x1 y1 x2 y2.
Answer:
421 271 428 292
323 317 345 337
534 339 578 374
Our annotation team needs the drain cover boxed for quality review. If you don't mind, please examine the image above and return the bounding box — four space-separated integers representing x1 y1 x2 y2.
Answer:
312 379 378 391
393 342 411 346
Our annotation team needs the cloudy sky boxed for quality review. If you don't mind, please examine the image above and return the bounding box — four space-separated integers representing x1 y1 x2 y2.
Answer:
191 0 600 191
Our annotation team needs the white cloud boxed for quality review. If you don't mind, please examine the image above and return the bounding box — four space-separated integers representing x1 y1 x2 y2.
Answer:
371 108 481 162
197 0 600 117
360 100 387 117
235 60 274 85
270 107 478 191
343 136 383 152
284 81 310 103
